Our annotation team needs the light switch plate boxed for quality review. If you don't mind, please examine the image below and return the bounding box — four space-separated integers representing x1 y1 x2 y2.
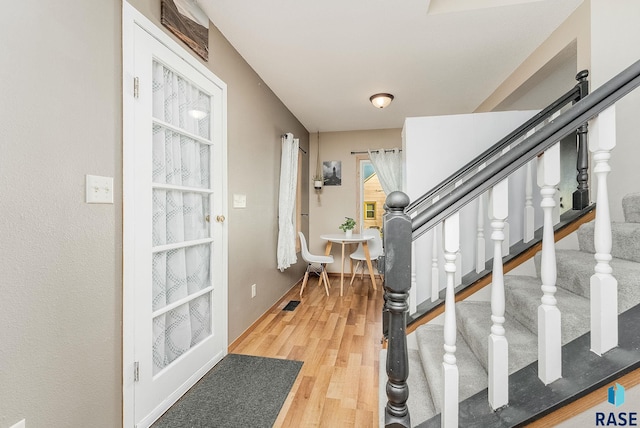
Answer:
86 175 114 204
233 194 247 208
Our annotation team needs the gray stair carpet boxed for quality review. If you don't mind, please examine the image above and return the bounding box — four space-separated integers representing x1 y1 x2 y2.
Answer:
393 192 640 427
623 192 640 223
415 324 487 415
577 222 640 263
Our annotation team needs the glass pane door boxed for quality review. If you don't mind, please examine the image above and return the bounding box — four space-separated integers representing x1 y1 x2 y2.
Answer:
150 60 215 376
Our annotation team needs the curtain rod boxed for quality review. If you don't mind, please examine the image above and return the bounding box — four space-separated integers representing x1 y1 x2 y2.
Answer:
350 149 402 155
280 134 308 154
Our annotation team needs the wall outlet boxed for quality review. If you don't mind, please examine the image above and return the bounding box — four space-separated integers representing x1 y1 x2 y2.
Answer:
251 284 256 298
10 419 26 428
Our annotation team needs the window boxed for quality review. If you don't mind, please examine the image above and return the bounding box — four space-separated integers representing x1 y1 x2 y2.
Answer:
364 202 376 219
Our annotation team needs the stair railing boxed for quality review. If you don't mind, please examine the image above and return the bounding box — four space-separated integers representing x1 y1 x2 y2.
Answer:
404 71 590 320
382 58 640 428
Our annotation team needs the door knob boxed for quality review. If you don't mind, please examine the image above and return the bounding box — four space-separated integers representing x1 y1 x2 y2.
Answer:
216 215 226 223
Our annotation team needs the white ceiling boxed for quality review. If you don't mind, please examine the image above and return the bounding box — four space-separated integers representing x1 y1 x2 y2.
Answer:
199 0 583 132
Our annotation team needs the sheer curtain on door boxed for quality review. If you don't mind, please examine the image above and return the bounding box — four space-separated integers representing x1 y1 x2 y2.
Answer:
151 61 212 374
368 148 403 194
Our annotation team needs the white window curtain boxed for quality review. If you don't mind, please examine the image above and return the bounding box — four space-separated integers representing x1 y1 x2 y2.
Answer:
151 61 212 374
368 148 403 195
277 133 299 271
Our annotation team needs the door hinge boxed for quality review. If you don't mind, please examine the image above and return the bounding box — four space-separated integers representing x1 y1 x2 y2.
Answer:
133 77 140 98
134 361 140 382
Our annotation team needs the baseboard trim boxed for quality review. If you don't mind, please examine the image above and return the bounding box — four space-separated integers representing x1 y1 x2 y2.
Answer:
228 277 303 353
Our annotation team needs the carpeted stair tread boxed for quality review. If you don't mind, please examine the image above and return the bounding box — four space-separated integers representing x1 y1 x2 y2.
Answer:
455 301 538 374
536 250 640 312
379 348 436 427
577 221 640 263
415 324 487 414
504 275 590 344
623 192 640 223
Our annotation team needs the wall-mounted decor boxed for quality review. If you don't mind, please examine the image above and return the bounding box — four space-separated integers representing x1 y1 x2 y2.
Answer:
323 160 342 186
161 0 209 61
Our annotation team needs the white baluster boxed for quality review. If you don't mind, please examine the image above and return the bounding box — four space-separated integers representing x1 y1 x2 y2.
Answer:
455 181 463 287
488 179 509 409
500 146 511 257
431 196 441 302
553 187 561 224
550 111 562 227
523 129 537 243
442 212 459 428
590 105 618 355
537 142 562 385
524 159 535 243
502 221 510 256
476 192 486 274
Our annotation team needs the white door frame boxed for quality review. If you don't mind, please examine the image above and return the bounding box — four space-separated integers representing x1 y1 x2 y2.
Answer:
122 3 228 427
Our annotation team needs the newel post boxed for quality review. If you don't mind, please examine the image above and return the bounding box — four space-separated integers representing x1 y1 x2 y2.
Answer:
383 191 412 428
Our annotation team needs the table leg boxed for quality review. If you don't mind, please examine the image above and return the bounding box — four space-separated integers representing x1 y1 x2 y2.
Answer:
363 242 377 290
340 242 345 296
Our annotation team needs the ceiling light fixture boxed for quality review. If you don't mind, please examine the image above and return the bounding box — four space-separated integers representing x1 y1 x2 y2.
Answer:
369 93 394 109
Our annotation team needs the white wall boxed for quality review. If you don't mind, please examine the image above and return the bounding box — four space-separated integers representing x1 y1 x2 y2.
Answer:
403 110 538 303
589 0 640 221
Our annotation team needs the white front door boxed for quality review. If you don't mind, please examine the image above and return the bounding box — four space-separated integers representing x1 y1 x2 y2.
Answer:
123 12 228 427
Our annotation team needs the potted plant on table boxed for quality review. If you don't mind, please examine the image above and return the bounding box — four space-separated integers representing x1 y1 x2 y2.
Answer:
339 217 356 238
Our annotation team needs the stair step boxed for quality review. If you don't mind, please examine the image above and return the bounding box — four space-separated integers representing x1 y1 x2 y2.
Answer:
536 250 640 312
504 275 590 344
455 301 538 375
415 324 487 415
623 192 640 223
378 348 436 427
577 221 640 263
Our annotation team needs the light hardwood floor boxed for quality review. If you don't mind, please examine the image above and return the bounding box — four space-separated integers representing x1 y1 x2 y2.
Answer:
229 273 385 427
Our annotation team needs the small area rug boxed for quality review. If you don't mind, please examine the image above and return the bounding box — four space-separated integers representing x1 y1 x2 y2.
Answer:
152 353 303 428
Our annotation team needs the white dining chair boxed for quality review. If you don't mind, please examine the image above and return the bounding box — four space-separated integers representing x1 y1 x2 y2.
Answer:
298 232 333 297
349 228 384 286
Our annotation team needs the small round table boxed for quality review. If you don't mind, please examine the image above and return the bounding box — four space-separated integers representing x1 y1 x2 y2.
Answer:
319 233 377 296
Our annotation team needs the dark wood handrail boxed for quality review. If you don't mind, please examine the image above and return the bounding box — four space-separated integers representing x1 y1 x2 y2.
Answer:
411 59 640 239
406 70 587 215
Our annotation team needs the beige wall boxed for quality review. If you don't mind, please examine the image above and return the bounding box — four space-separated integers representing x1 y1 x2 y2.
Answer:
308 129 401 272
0 1 308 427
0 1 122 427
477 1 591 112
